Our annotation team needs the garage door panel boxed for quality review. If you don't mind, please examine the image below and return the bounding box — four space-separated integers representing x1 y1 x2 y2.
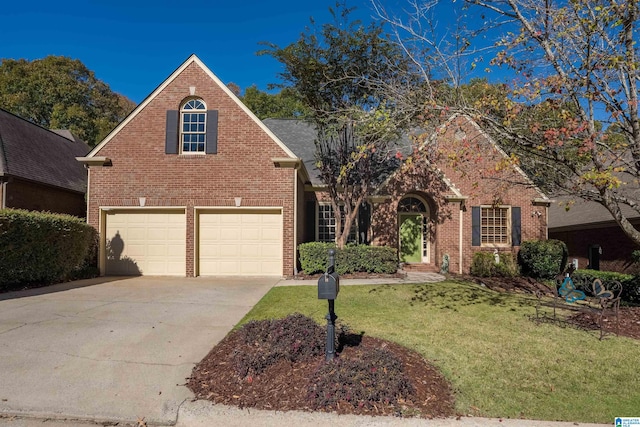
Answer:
199 210 282 276
105 210 186 276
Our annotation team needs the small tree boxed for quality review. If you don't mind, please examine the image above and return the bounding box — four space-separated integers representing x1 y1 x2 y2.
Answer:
262 2 422 248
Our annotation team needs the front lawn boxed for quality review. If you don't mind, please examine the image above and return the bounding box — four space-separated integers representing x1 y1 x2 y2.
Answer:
239 280 640 423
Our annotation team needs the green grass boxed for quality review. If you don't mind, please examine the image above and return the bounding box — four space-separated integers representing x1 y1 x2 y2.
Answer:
238 280 640 423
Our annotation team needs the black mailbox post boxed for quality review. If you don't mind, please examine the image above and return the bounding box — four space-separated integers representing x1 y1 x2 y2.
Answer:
318 249 339 361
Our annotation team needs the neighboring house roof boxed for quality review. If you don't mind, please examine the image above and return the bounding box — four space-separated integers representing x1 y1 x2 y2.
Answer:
83 54 297 161
0 108 90 193
549 195 640 230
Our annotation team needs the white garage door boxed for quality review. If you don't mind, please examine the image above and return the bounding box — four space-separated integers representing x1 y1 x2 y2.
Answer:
104 210 186 276
198 209 283 276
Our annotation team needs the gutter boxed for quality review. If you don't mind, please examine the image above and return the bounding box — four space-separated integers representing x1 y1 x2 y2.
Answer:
0 175 6 209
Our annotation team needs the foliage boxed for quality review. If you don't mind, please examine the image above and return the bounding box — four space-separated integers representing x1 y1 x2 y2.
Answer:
241 282 640 423
518 240 568 279
470 251 518 277
262 3 421 248
0 55 135 145
377 0 640 248
231 313 326 378
0 209 98 289
308 347 414 412
298 242 398 275
240 86 310 119
571 269 640 305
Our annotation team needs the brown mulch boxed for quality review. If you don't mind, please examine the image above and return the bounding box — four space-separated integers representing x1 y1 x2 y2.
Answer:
459 274 640 341
187 332 456 419
566 307 640 340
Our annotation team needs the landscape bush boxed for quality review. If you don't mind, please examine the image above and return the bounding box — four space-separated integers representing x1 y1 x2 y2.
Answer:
298 242 397 275
518 239 568 279
571 269 640 305
308 347 414 411
0 209 98 290
470 251 518 277
232 313 326 378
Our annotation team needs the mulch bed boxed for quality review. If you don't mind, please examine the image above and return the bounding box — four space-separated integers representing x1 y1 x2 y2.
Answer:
187 273 640 419
187 332 456 419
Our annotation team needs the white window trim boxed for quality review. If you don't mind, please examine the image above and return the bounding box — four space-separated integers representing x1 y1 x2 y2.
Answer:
180 98 207 155
480 205 511 248
316 202 358 243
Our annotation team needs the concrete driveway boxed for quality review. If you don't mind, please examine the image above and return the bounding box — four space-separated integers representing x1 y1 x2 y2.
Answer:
0 276 278 425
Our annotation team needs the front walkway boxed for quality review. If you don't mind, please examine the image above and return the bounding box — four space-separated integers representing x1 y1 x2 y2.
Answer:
277 271 446 287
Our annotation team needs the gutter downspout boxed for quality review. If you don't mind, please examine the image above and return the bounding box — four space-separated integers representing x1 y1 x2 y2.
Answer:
293 167 298 276
459 206 464 274
1 178 6 209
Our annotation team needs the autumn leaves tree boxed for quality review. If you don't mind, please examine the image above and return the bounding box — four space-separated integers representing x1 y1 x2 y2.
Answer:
377 0 640 247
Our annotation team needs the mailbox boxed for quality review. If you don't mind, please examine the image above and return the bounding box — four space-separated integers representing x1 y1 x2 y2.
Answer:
318 248 340 300
318 272 340 299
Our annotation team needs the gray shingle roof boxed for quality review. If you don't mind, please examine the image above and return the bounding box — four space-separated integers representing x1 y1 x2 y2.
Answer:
262 118 413 186
0 108 90 193
263 119 322 185
549 195 640 230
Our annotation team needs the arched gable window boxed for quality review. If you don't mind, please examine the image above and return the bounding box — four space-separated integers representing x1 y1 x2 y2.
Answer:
181 99 207 153
165 99 218 155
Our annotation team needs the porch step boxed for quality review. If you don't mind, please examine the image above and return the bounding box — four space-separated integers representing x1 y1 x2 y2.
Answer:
402 263 440 273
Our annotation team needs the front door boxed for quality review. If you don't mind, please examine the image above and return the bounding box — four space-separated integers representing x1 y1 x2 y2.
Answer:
399 213 423 263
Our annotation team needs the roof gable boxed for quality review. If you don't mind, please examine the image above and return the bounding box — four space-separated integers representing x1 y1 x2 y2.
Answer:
0 108 90 193
86 54 296 159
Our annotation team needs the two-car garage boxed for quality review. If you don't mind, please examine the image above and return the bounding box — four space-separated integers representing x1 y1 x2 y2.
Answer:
102 208 283 276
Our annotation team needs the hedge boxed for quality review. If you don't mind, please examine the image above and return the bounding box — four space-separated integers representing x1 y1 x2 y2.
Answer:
571 269 640 305
298 242 398 275
0 209 98 289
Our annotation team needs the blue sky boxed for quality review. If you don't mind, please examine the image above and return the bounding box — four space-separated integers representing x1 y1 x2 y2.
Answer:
3 0 388 104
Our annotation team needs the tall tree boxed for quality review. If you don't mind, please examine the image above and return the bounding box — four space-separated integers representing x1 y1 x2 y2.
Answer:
262 3 422 248
377 0 640 247
0 56 135 146
240 86 310 119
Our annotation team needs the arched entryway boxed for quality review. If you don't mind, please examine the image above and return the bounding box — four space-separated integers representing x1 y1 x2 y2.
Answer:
398 195 430 264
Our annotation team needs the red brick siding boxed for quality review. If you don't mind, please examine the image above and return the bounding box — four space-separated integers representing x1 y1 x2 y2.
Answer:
87 62 296 276
370 115 547 273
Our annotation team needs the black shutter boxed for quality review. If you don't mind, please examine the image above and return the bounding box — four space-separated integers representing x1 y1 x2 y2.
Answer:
512 207 522 246
472 206 481 247
165 110 179 154
205 110 218 154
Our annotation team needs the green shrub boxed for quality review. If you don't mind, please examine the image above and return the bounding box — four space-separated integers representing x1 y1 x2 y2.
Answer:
298 242 398 275
232 313 326 378
470 251 518 277
571 269 640 305
0 209 98 289
518 239 568 279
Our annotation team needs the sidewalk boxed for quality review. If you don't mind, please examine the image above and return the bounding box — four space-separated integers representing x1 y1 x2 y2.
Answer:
175 400 612 427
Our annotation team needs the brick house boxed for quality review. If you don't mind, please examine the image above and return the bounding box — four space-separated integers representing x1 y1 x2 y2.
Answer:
0 108 89 217
549 196 640 273
79 55 549 277
266 114 550 275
